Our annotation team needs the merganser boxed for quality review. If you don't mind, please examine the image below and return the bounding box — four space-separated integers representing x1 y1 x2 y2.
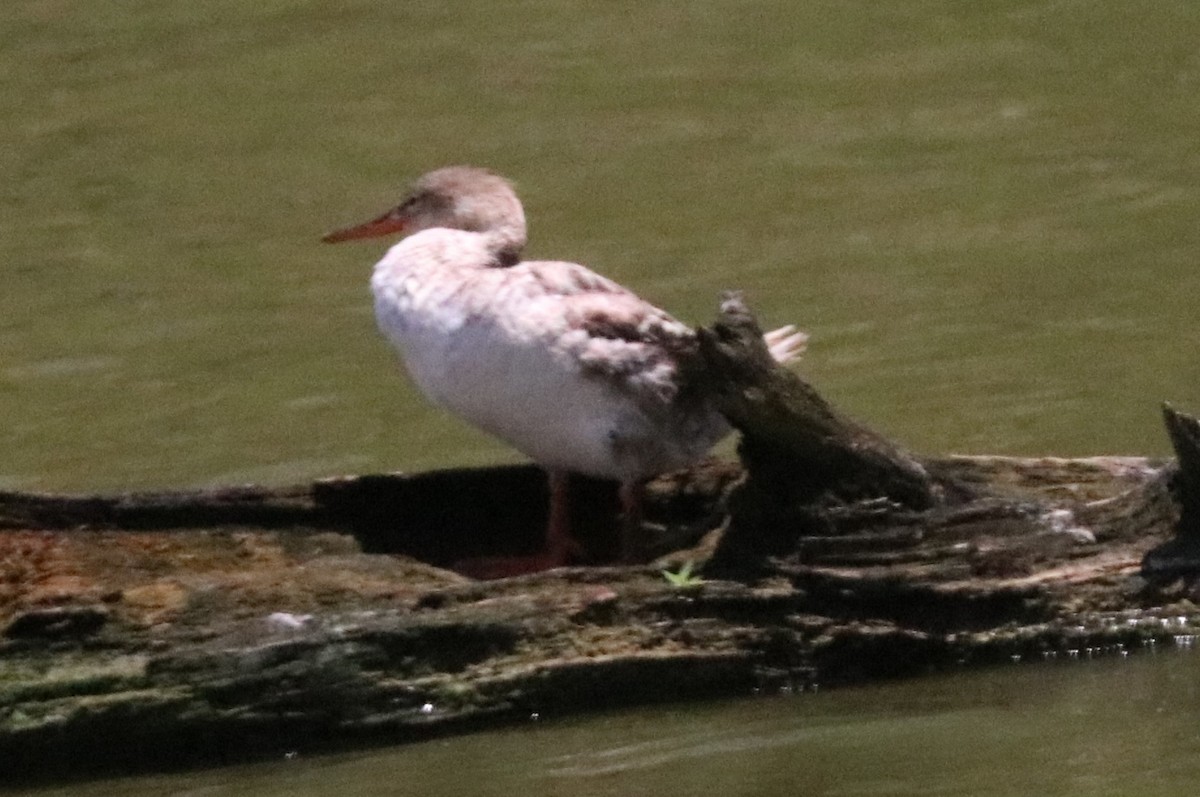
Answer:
323 166 805 575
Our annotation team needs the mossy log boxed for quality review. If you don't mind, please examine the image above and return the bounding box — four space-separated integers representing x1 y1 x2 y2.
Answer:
2 298 1199 781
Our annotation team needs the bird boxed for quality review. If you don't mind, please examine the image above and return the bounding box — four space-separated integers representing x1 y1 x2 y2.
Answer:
322 166 806 576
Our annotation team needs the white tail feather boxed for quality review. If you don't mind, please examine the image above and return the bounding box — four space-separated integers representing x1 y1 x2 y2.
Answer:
763 324 808 365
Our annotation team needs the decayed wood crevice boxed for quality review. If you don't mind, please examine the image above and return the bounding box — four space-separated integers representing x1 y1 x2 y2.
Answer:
2 301 1200 781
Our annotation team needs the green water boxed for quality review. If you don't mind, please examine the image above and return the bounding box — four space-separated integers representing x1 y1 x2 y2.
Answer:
3 0 1198 493
3 1 1200 789
11 649 1200 796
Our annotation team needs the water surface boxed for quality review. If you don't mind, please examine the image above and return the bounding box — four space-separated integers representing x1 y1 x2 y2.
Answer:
11 650 1200 797
2 0 1198 492
3 4 1199 790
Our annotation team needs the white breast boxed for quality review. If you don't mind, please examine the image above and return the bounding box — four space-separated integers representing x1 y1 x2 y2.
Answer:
370 229 729 481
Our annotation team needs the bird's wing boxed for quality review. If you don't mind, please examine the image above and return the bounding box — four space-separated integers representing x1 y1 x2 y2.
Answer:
505 260 701 408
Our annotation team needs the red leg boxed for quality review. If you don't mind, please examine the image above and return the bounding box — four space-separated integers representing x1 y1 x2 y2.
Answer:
618 479 645 564
545 469 573 562
453 469 579 579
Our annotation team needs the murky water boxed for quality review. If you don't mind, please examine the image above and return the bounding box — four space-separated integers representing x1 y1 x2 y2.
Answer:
10 649 1200 797
4 0 1200 791
3 0 1198 493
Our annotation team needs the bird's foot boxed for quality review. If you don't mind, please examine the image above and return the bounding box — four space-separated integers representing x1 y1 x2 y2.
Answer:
452 550 571 580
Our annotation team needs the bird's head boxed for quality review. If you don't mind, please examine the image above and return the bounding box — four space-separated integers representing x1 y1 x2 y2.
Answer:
322 166 527 262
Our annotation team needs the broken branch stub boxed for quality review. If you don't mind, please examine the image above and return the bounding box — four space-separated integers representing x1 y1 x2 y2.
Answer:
696 293 941 564
697 293 939 509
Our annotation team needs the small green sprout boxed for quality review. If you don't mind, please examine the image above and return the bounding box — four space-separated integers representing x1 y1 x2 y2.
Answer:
660 560 704 587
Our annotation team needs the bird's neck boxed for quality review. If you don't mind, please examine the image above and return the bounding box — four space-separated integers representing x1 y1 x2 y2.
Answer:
377 227 520 280
480 222 525 268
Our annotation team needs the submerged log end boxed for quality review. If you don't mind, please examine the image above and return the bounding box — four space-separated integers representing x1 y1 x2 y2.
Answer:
1139 405 1200 576
1163 403 1200 538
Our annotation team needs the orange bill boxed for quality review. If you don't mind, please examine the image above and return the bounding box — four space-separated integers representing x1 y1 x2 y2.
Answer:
321 210 408 243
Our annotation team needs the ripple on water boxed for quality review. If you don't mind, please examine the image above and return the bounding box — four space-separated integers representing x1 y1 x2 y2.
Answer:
4 356 123 381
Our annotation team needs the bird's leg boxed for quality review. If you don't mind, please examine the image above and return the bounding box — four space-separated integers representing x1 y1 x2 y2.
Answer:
618 479 646 563
544 469 574 563
452 469 579 580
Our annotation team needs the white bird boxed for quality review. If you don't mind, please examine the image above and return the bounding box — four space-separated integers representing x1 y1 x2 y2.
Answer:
323 166 806 575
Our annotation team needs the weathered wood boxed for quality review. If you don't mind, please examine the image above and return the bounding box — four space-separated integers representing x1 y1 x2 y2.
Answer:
2 301 1200 782
697 293 949 569
1139 404 1200 576
1163 403 1200 537
698 293 940 511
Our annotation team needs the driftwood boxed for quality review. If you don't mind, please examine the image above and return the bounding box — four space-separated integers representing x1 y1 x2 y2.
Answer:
2 296 1199 781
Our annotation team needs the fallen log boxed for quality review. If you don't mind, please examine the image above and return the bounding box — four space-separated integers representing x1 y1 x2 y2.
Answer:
2 298 1198 781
